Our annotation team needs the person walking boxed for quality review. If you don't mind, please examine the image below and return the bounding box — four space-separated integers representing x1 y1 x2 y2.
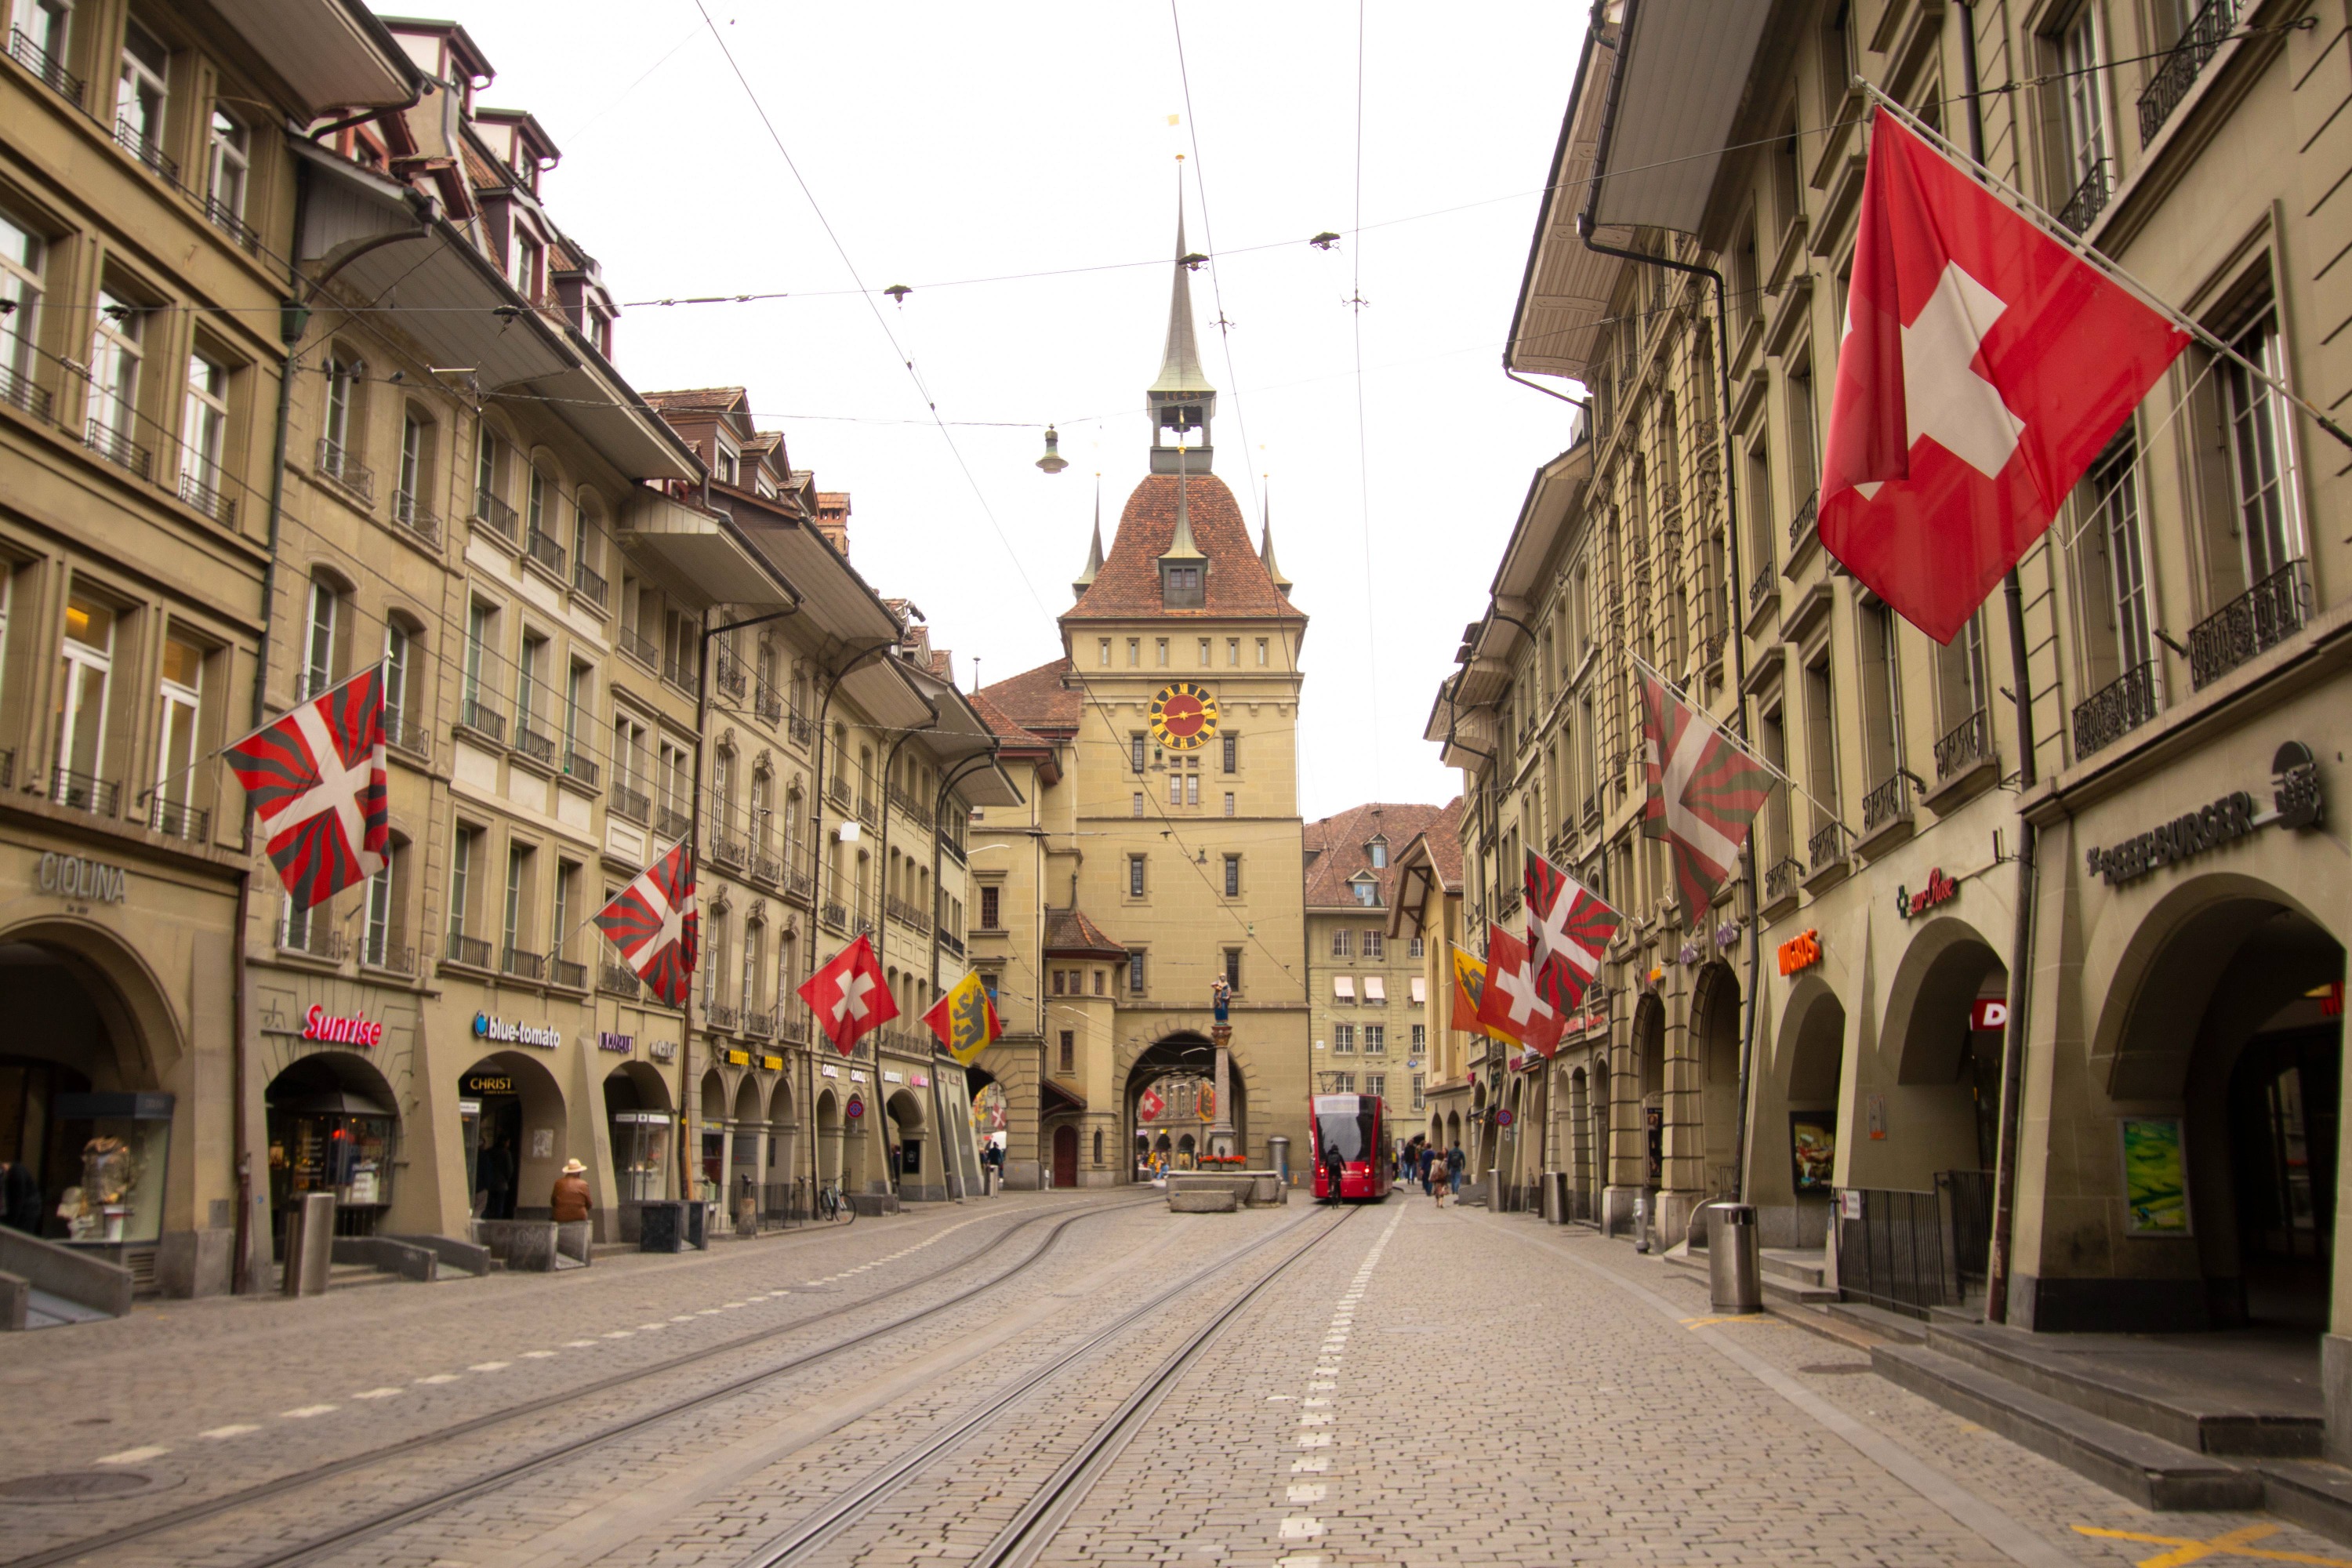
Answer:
1321 1142 1346 1204
476 1133 514 1221
550 1157 592 1224
1446 1141 1466 1199
1430 1147 1448 1207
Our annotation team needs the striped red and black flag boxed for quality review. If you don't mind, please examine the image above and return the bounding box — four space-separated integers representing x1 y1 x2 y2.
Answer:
1639 670 1777 927
224 667 389 910
596 844 698 1007
1523 848 1619 1014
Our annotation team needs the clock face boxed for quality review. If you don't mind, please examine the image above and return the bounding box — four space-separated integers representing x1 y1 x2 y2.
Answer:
1149 682 1219 751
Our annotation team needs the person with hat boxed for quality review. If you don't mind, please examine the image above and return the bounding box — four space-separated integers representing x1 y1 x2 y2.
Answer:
550 1157 593 1225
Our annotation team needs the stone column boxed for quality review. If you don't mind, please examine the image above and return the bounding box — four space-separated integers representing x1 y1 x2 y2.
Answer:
1210 1024 1235 1158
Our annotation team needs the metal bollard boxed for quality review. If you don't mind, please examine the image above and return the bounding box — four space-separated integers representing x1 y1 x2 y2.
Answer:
1706 1202 1763 1313
1267 1135 1290 1188
1541 1171 1570 1224
281 1191 336 1297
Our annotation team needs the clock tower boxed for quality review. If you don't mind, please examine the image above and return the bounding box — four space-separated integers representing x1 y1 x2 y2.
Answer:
967 211 1312 1188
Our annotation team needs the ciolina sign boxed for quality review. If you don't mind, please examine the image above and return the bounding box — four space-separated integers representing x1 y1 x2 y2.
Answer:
472 1014 561 1050
38 851 128 905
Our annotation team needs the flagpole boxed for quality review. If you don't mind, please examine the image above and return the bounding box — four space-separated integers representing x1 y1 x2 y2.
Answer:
1857 79 2352 453
1626 647 1855 840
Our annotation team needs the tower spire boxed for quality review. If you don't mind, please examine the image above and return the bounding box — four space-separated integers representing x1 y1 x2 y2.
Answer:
1145 168 1217 474
1259 483 1291 593
1073 475 1105 600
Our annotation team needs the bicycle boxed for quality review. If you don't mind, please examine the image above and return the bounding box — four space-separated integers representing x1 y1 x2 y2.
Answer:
816 1180 857 1225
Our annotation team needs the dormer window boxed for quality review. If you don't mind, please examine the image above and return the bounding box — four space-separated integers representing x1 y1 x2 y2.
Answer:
1163 564 1203 608
1368 837 1388 869
1351 875 1378 907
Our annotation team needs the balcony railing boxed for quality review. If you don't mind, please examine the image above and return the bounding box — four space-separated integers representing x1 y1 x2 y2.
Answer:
662 653 696 693
655 805 691 841
0 361 50 420
939 831 967 865
561 748 600 787
85 419 151 480
714 644 746 699
827 776 854 812
501 945 545 981
150 797 208 840
611 781 651 824
1749 559 1775 609
1787 489 1819 550
857 793 878 829
788 710 816 748
474 488 520 543
205 194 261 253
743 1006 774 1040
316 437 372 503
710 833 749 872
2189 560 2307 690
177 470 234 526
786 865 815 902
618 626 659 670
512 723 555 767
387 720 430 763
938 929 965 960
361 942 415 976
706 999 739 1032
524 528 566 578
282 925 347 964
2140 0 2241 147
1933 706 1991 781
887 782 927 822
886 893 932 935
2057 157 2113 234
754 850 783 886
572 559 607 608
390 489 441 547
1808 819 1849 873
1762 855 1806 905
853 913 876 939
2072 660 2161 758
49 768 116 816
755 679 784 723
1860 773 1910 835
9 27 84 104
821 900 848 932
443 932 493 971
113 117 178 183
548 956 586 991
599 960 641 998
459 694 506 744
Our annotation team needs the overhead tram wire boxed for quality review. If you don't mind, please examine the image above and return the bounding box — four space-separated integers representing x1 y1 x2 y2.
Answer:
1347 0 1381 803
1167 0 1261 521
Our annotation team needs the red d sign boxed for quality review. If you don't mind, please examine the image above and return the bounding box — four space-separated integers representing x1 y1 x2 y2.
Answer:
1971 998 2009 1031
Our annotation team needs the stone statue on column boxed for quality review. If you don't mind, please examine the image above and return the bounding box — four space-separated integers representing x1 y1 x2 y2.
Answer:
1208 977 1235 1159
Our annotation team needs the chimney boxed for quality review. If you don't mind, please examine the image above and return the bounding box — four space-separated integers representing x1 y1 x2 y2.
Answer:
815 491 851 557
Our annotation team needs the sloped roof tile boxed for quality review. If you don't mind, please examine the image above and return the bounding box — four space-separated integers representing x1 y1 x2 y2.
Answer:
1304 800 1450 909
978 657 1082 733
1065 472 1302 623
1044 906 1128 959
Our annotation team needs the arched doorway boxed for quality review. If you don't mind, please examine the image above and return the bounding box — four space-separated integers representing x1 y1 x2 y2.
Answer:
265 1051 398 1248
2096 889 2345 1331
1568 1066 1592 1214
815 1088 843 1186
885 1088 931 1200
728 1076 764 1229
1589 1058 1610 1200
1123 1033 1246 1165
1773 982 1846 1248
1634 995 1666 1201
765 1075 797 1220
1877 918 2006 1193
459 1050 564 1220
698 1069 728 1197
842 1094 871 1193
602 1062 673 1207
1052 1123 1078 1188
1690 964 1742 1200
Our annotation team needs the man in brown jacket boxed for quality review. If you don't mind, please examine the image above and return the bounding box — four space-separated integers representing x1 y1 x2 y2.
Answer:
551 1158 593 1223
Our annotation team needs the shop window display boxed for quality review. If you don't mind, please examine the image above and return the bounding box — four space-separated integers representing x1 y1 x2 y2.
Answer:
52 1092 173 1247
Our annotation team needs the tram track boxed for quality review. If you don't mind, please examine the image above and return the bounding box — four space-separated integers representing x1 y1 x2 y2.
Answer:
737 1201 1363 1568
4 1194 1159 1568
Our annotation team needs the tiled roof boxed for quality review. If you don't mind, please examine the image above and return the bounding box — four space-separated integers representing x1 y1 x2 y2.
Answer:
1304 801 1450 909
971 689 1051 750
1065 472 1303 622
643 387 749 412
978 657 1082 733
1044 906 1128 959
1414 797 1466 893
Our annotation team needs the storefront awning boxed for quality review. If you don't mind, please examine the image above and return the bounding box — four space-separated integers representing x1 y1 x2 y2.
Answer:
1334 976 1355 1001
1410 976 1428 1005
1364 976 1386 1004
266 1086 395 1117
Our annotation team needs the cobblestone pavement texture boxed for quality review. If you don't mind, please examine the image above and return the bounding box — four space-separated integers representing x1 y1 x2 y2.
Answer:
9 1191 2352 1568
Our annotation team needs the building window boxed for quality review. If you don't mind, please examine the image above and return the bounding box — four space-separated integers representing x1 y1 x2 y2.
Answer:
2053 4 2108 218
116 19 170 170
448 822 479 946
180 352 229 512
206 107 250 232
1130 734 1146 774
1334 1023 1356 1053
1368 837 1387 869
1093 968 1105 996
153 633 203 836
1168 770 1182 807
1223 792 1234 818
1127 638 1140 667
1051 967 1065 997
1223 855 1240 897
1364 1025 1385 1054
1128 952 1146 993
1098 637 1111 666
1409 936 1425 959
1331 1073 1355 1094
1223 948 1241 990
979 884 1000 929
553 859 579 971
88 288 144 448
1411 1073 1425 1110
1221 733 1237 773
1352 880 1377 907
1133 792 1144 818
502 842 533 966
362 843 399 967
1331 929 1351 957
0 212 43 392
1363 930 1384 960
2220 306 2304 587
1128 855 1145 898
1256 638 1269 666
300 579 338 702
1226 637 1240 666
1411 1023 1427 1054
1366 1073 1385 1099
1163 569 1201 609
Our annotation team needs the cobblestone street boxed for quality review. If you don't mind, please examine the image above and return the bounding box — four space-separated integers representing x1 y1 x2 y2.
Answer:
9 1191 2352 1567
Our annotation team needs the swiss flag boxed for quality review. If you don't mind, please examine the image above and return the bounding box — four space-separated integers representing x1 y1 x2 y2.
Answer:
1474 924 1565 1058
797 932 898 1055
1138 1086 1164 1123
1819 113 2187 644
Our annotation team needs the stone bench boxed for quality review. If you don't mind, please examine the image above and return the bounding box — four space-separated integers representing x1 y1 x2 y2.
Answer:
1168 1188 1240 1213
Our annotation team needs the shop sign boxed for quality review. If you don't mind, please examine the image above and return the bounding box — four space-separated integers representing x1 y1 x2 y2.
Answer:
40 851 128 905
597 1031 634 1054
2085 743 2325 888
1777 930 1823 976
1895 867 1959 920
1676 940 1703 967
759 1054 783 1072
473 1013 560 1049
724 1048 750 1066
648 1039 677 1062
1970 997 2009 1031
463 1072 517 1096
883 1071 903 1083
1715 921 1743 953
821 1063 840 1079
301 1004 384 1048
851 1071 867 1084
910 1073 930 1087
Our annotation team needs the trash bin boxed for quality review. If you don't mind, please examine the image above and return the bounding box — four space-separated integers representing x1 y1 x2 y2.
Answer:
1705 1202 1762 1313
281 1191 336 1297
1267 1135 1290 1188
1541 1171 1570 1224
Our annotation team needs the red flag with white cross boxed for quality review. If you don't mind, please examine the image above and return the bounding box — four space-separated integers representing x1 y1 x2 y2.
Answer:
1818 112 2187 644
1523 848 1619 1015
1474 923 1566 1058
798 932 898 1055
223 667 389 910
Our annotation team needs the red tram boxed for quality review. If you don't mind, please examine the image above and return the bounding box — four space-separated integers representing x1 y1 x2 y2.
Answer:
1308 1093 1392 1200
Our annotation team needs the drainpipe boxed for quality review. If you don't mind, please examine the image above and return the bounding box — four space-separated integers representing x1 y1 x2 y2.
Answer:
1951 0 2045 1327
1572 210 1762 1214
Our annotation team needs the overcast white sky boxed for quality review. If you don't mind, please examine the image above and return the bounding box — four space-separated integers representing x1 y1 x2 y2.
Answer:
441 2 1586 820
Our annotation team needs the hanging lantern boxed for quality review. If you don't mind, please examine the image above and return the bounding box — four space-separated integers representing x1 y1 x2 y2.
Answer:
1035 425 1069 474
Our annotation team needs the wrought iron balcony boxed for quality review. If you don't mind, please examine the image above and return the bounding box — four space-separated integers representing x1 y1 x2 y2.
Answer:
561 748 599 787
618 626 659 670
283 924 347 963
710 833 749 872
788 710 816 748
387 720 430 763
113 117 178 182
1933 706 1991 781
524 528 566 577
714 644 746 699
459 695 506 743
1749 559 1776 609
49 768 116 816
362 942 415 976
2057 157 2113 234
2072 660 2161 758
744 1007 774 1040
1787 489 1819 550
1762 855 1806 905
177 470 234 527
786 866 815 902
753 850 783 886
853 914 876 939
572 559 607 608
822 900 848 932
2140 0 2241 147
512 722 554 767
2189 560 2307 689
755 679 784 723
1860 772 1911 835
204 194 260 252
655 805 691 841
857 793 878 828
706 999 739 1032
85 419 151 480
9 27 84 104
1808 819 1849 873
938 929 965 961
774 1001 812 1046
150 797 208 840
443 932 493 971
388 488 440 547
548 955 586 991
610 781 650 824
0 361 49 420
887 781 927 822
886 893 932 935
827 776 853 812
501 945 545 981
473 488 520 543
662 652 696 693
599 960 641 998
316 437 372 503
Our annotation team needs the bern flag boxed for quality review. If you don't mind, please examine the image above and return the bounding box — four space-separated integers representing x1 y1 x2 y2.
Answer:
224 667 389 910
594 844 698 1007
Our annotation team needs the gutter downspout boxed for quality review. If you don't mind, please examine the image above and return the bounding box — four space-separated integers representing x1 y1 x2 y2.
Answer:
234 156 314 1296
1954 0 2044 1328
1571 209 1761 1213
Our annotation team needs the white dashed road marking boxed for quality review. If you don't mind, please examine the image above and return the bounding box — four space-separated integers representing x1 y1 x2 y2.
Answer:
95 1446 168 1465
